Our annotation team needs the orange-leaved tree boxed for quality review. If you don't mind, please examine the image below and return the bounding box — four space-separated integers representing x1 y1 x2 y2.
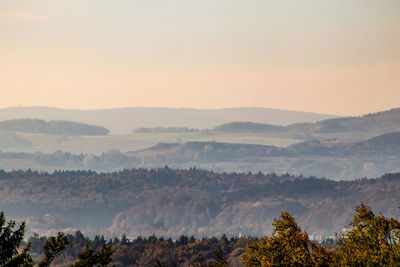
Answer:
335 203 400 266
242 203 400 266
242 211 334 266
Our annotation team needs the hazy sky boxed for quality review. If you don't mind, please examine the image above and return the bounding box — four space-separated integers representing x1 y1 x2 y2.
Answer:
1 0 399 116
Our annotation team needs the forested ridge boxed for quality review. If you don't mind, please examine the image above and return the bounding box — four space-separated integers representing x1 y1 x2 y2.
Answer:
1 168 399 238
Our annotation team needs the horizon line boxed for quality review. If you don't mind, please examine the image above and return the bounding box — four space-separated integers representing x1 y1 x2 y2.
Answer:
0 105 346 116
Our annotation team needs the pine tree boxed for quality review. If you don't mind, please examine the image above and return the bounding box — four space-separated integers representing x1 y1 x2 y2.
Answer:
38 232 69 267
0 211 33 266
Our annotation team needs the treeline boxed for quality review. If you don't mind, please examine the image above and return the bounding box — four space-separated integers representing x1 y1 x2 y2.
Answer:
28 232 247 267
16 202 400 266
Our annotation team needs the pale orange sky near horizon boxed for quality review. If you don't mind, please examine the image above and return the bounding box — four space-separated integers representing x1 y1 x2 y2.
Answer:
1 0 399 116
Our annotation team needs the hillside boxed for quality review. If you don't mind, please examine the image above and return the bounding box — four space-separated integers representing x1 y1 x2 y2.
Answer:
287 131 400 156
215 107 400 138
1 169 399 240
1 131 400 179
311 107 400 133
135 131 400 159
0 107 337 134
0 119 110 136
128 132 400 178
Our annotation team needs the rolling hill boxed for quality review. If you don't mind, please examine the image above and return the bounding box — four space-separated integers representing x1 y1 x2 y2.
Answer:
126 132 400 178
0 119 110 136
0 131 399 179
214 107 400 137
0 106 337 134
133 131 400 159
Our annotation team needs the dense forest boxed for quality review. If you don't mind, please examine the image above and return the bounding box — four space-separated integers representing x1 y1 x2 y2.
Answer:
27 232 247 267
1 168 399 239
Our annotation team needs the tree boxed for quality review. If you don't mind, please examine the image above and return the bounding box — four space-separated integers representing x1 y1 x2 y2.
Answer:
191 247 228 267
0 211 33 266
241 211 333 266
0 211 71 267
71 245 113 267
38 232 69 267
241 204 400 266
96 245 114 267
121 233 129 245
71 248 97 267
210 247 228 267
336 203 400 266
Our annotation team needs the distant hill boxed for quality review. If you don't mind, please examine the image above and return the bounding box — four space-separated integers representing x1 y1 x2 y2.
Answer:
0 119 109 136
133 131 400 158
287 131 400 156
313 108 400 133
1 131 400 178
131 141 289 161
0 106 337 134
126 131 400 178
214 107 400 137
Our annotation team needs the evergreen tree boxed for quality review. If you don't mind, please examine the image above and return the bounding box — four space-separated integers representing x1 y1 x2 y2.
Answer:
71 245 113 267
0 211 33 266
38 232 69 267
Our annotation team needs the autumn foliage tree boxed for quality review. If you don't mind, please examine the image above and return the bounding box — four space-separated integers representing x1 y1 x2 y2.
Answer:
335 203 400 266
241 211 333 266
242 203 400 266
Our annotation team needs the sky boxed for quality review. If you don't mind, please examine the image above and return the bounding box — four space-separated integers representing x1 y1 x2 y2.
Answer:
1 0 399 116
